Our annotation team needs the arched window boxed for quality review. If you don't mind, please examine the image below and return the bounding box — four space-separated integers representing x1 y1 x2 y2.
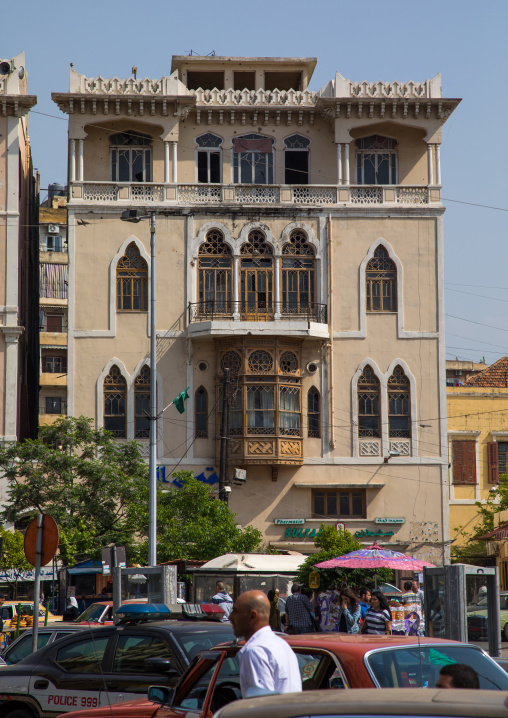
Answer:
358 365 380 438
110 131 152 182
117 243 148 311
282 230 315 314
284 134 310 184
388 365 411 438
233 133 274 184
104 365 127 438
366 245 397 312
198 230 232 313
356 135 398 185
134 365 150 439
240 231 273 319
195 386 208 438
308 387 320 438
196 133 223 183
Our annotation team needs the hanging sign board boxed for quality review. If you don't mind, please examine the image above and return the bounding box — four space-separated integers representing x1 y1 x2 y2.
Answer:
274 519 305 525
309 571 320 589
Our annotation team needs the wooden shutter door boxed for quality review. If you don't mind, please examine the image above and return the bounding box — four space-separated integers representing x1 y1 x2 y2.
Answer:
452 441 476 484
488 442 499 484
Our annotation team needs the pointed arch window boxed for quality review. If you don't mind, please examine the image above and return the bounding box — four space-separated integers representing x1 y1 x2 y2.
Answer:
308 387 320 438
196 133 223 183
366 245 397 312
117 242 148 311
104 365 127 438
233 133 274 184
388 365 411 438
356 134 398 185
198 230 232 313
240 231 273 318
282 230 315 314
284 134 310 184
195 386 208 438
134 365 150 439
110 131 152 182
358 365 380 438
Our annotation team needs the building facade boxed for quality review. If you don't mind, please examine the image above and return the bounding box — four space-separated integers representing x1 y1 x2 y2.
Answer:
39 185 68 424
447 357 508 577
53 56 459 562
446 358 487 387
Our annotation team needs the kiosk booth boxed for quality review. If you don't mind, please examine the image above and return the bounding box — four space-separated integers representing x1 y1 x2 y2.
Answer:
423 563 500 657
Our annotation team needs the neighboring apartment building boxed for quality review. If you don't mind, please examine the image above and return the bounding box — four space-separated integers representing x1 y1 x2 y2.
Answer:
53 56 459 561
447 357 508 575
39 184 68 425
0 52 38 444
446 358 487 387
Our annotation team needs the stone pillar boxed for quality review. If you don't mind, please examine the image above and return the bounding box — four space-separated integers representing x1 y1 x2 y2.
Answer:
171 141 178 183
435 144 441 185
427 143 434 185
164 142 170 184
78 139 84 182
69 139 76 182
274 256 281 319
233 256 240 320
336 143 342 185
344 143 350 186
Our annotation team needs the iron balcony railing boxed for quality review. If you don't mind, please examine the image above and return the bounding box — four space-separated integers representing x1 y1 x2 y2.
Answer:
188 300 327 324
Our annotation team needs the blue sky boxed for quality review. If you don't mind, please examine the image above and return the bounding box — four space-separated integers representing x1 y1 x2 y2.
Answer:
3 0 507 365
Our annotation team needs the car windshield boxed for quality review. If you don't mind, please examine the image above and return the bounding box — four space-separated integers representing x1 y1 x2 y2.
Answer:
76 604 107 622
4 632 52 664
366 644 508 689
176 627 235 661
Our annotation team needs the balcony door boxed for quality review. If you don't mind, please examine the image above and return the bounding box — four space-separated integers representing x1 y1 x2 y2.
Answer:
240 231 273 320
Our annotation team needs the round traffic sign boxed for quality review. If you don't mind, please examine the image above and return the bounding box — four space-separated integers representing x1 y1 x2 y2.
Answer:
24 514 59 567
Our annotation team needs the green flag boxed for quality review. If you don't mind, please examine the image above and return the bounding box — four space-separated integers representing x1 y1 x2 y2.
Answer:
173 387 190 414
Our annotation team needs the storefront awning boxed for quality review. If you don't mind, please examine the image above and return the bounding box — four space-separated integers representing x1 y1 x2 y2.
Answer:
67 567 102 575
477 524 508 540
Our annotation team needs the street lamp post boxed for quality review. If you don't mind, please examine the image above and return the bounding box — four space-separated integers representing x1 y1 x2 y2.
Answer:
121 209 157 567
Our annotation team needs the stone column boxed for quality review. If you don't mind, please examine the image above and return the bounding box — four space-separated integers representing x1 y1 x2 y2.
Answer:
344 143 350 185
233 256 240 320
427 143 434 185
435 144 441 185
78 139 84 182
336 143 342 185
164 141 170 183
274 256 281 319
171 141 178 183
69 139 76 182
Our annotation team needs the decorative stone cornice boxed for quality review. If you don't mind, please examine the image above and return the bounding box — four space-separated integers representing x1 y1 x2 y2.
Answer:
0 95 37 117
0 326 24 343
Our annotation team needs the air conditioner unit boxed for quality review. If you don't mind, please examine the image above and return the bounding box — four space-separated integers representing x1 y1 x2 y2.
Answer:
48 224 59 234
455 370 462 376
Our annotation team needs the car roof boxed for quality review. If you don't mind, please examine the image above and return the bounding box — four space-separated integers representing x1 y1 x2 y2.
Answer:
285 633 461 649
215 688 508 718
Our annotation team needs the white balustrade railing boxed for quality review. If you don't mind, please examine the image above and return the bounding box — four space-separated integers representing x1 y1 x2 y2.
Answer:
75 182 434 206
192 87 317 106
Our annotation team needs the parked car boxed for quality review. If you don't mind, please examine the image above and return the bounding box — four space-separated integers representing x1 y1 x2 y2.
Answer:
212 687 508 718
468 591 508 641
56 634 508 718
75 599 187 626
1 601 62 624
0 619 235 718
0 625 91 667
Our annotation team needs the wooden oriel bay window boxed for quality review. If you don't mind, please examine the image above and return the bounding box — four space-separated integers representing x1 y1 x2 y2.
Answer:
312 489 366 519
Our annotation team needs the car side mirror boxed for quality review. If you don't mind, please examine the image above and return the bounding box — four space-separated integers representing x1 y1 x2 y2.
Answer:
148 685 174 706
145 657 179 675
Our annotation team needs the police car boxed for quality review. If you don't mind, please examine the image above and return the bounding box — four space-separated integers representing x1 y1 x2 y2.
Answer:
0 604 234 718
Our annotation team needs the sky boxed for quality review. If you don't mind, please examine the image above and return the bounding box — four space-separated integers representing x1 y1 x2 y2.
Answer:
2 0 507 366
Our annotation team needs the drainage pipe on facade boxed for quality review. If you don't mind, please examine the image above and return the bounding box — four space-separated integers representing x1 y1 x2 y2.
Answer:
327 213 335 450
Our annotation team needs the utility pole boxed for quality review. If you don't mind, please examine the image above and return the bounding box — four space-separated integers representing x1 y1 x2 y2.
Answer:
219 368 230 503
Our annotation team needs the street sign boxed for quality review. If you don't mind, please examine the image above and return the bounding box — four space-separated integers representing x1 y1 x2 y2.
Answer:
24 514 59 567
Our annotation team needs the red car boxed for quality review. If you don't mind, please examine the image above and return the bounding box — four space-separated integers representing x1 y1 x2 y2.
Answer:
62 634 508 718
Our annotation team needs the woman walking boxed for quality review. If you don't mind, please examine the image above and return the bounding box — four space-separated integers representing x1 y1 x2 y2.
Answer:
360 590 392 635
334 587 361 633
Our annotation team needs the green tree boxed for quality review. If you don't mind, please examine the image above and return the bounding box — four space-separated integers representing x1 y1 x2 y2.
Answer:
0 525 33 598
296 525 392 591
451 474 508 564
0 417 149 565
131 471 262 562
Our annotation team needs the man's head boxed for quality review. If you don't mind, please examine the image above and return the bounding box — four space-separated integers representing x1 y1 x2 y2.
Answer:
436 664 479 690
291 583 301 594
404 580 413 591
215 581 225 592
359 587 371 602
229 590 270 640
411 580 419 593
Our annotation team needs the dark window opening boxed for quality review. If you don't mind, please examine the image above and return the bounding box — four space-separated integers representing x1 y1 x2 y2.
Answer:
265 72 302 91
234 72 256 91
187 71 224 91
285 151 309 184
312 489 365 518
195 387 208 438
46 397 62 414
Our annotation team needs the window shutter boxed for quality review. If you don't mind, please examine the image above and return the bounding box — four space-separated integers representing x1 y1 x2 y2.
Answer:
452 440 476 484
488 441 499 484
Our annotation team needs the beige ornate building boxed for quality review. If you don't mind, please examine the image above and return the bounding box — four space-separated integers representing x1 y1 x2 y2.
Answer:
53 56 460 561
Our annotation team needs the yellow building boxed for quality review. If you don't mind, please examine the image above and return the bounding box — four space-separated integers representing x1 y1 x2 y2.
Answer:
447 357 508 572
52 56 460 561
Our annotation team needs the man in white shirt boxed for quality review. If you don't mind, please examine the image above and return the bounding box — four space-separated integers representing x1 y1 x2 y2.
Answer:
229 590 302 698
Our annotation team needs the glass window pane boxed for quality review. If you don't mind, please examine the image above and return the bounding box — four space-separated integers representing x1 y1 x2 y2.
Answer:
197 151 208 183
118 151 130 182
339 492 350 516
209 152 221 182
351 492 363 516
240 154 252 183
313 491 325 517
255 154 268 184
56 636 109 674
132 151 144 182
6 632 51 664
113 635 171 674
326 492 337 516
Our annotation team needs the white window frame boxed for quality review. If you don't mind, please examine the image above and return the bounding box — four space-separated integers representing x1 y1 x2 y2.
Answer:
195 133 223 184
231 133 275 185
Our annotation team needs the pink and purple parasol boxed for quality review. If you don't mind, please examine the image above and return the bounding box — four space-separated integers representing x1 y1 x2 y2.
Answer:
314 542 435 572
